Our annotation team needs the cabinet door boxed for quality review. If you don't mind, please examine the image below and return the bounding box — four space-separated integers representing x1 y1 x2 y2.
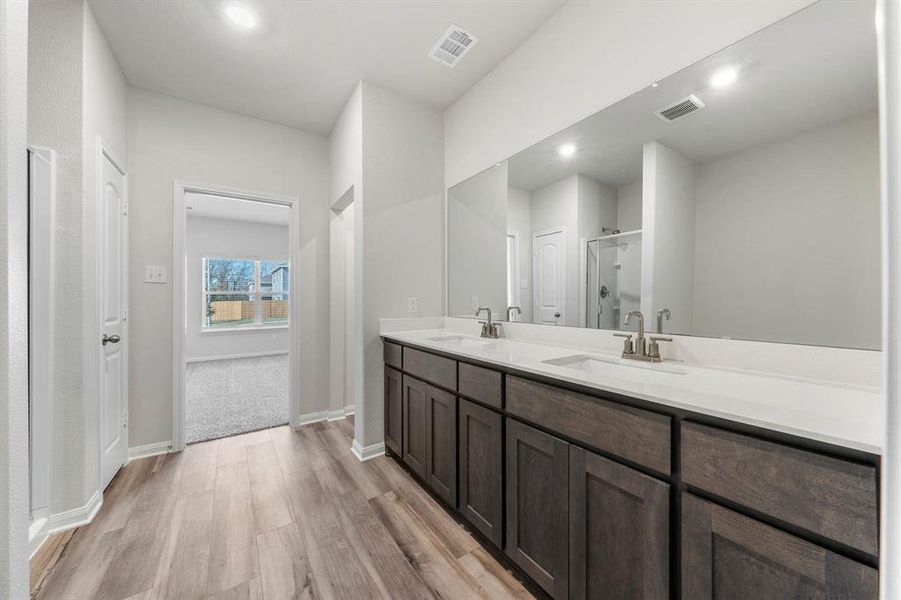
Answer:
505 419 569 599
682 494 878 600
458 399 503 548
384 366 402 455
425 384 456 505
402 375 427 479
569 446 669 600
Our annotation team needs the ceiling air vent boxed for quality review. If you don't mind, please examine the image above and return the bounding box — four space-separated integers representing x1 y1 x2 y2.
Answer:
654 94 706 122
429 25 478 68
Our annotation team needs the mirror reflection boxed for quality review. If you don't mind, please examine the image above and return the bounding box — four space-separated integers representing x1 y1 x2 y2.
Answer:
447 0 880 349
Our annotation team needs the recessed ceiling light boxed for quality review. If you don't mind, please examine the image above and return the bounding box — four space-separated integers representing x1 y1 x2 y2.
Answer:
709 66 739 89
225 4 257 29
558 143 577 158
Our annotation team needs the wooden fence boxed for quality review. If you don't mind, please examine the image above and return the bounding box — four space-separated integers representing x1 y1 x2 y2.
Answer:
209 300 288 324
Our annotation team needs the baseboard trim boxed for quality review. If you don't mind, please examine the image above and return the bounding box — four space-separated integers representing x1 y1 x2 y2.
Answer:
127 440 172 462
351 439 385 462
29 517 49 558
296 410 330 426
47 489 102 535
185 350 289 364
297 405 355 426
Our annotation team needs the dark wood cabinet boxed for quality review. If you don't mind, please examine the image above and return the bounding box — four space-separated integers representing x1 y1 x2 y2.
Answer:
569 446 670 600
505 418 569 599
682 493 878 600
382 340 881 600
682 421 878 556
458 399 503 548
384 366 402 455
402 374 427 479
425 385 456 505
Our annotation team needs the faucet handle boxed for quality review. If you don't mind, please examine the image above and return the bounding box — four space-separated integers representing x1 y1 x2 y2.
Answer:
613 332 634 355
647 336 673 360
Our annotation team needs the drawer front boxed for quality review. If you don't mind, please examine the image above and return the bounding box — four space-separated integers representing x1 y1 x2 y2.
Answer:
458 362 502 409
681 421 878 556
403 348 457 390
682 494 877 599
506 376 671 475
383 341 403 369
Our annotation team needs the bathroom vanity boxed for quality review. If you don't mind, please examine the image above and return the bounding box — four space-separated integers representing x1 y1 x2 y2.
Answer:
381 331 880 599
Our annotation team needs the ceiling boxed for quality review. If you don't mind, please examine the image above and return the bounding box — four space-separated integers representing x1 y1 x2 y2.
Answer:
506 0 878 191
88 0 563 135
186 193 290 226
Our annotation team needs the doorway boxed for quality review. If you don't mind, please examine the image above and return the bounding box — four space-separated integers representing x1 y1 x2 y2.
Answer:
330 187 360 426
533 227 565 325
172 183 300 450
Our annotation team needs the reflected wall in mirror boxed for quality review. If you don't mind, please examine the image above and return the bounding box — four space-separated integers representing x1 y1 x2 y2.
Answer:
446 0 881 349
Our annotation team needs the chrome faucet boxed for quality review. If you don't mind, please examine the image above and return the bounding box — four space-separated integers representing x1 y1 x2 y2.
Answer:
476 307 499 338
656 308 671 334
614 310 672 362
506 306 521 321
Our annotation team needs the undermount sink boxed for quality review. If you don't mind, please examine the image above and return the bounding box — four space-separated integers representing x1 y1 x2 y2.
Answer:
427 335 494 349
543 354 688 377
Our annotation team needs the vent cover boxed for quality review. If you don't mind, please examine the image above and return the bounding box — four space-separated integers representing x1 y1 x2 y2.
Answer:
654 94 706 122
429 25 478 68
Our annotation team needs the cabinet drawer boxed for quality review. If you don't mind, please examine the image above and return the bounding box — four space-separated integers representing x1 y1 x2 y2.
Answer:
458 362 502 409
506 376 671 475
682 494 877 599
681 421 878 556
403 348 456 390
383 341 402 369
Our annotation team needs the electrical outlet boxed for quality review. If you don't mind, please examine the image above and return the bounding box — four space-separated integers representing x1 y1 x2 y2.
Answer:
407 296 420 313
144 265 168 284
470 296 480 311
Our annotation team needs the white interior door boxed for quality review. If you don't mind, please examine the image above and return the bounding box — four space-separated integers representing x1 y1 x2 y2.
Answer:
100 150 127 489
533 229 565 325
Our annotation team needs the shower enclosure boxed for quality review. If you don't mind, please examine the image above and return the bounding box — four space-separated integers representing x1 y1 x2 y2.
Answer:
585 231 641 330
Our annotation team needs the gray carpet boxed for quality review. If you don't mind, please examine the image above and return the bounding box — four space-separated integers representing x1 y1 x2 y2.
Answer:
185 354 289 443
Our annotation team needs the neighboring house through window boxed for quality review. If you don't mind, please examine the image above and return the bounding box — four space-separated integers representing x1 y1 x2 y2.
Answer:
203 257 289 329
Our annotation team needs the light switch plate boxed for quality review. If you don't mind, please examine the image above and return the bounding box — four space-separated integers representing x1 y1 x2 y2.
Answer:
407 296 420 314
144 265 168 284
470 296 480 311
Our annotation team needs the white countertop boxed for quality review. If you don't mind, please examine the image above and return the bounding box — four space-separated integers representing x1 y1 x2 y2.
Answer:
382 328 885 455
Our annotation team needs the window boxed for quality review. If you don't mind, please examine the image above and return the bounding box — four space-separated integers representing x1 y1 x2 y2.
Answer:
202 257 289 330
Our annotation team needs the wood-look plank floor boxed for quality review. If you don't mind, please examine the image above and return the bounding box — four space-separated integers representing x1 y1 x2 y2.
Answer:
32 418 535 600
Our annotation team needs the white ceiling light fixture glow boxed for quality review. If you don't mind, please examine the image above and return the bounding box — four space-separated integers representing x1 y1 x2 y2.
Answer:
709 66 739 89
558 143 577 158
225 4 257 29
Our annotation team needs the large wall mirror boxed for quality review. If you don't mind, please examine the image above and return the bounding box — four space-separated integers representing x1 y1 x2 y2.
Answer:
447 0 880 350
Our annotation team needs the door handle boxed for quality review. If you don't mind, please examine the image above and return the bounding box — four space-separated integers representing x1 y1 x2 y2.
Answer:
102 334 121 345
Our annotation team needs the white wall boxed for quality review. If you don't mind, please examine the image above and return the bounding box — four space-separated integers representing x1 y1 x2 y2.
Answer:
693 113 881 349
358 82 445 448
643 142 697 335
184 215 290 360
507 185 533 322
0 0 30 594
127 88 330 448
27 0 128 517
617 180 642 232
447 163 508 318
577 175 618 242
444 0 815 187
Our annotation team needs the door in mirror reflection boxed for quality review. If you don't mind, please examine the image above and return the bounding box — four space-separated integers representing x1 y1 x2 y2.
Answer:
534 229 564 325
